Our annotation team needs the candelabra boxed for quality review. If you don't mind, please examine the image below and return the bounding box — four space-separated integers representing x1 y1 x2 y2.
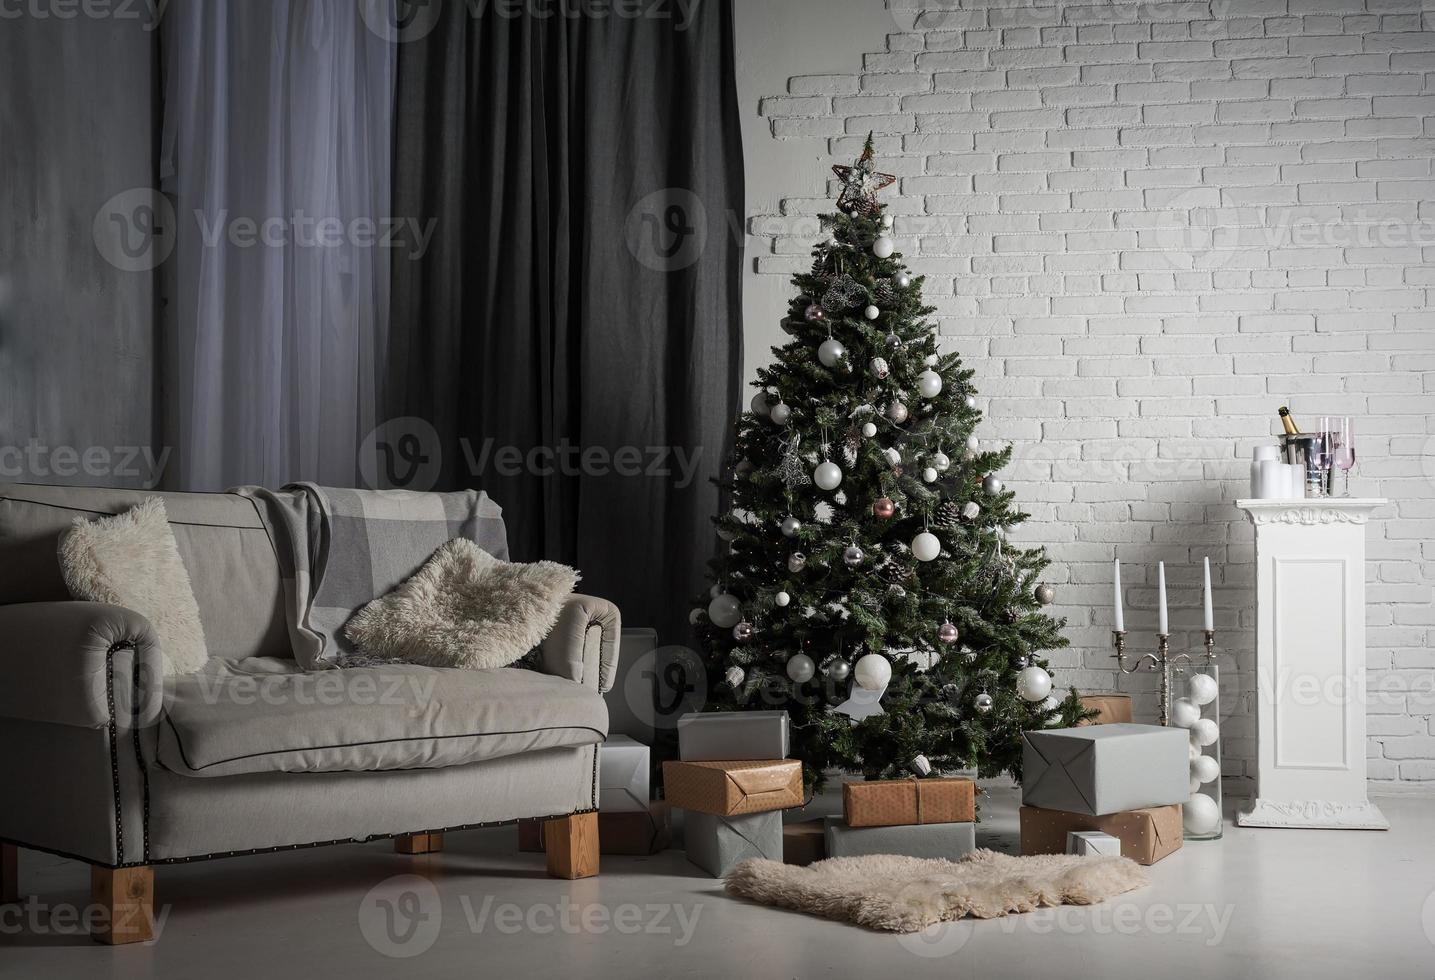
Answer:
1112 629 1223 841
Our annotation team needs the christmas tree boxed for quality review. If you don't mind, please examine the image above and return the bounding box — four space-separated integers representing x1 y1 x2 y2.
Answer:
695 136 1085 792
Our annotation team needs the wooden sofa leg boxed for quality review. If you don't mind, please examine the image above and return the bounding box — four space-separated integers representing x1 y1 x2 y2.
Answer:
2 844 17 904
395 833 444 855
91 865 155 945
545 812 599 880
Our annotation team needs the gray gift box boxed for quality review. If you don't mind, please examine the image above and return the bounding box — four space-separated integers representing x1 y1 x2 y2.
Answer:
684 810 783 877
678 711 790 761
1022 723 1189 816
823 817 976 860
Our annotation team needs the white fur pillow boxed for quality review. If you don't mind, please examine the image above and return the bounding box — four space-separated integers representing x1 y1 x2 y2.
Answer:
343 538 578 669
58 497 210 676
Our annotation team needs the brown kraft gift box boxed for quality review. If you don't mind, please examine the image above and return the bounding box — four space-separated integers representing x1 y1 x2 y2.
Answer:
519 804 671 856
662 760 804 816
842 777 976 828
783 819 827 866
1019 804 1183 866
1078 693 1134 726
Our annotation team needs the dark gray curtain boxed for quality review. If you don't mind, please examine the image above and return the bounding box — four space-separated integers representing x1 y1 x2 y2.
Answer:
387 0 743 645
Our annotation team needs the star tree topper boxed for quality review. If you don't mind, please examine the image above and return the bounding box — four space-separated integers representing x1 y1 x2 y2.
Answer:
831 132 896 219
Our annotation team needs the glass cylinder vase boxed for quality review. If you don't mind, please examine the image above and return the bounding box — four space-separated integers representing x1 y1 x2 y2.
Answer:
1172 661 1223 841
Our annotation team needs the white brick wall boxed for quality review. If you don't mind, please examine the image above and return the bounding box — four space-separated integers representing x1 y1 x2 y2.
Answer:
749 0 1435 795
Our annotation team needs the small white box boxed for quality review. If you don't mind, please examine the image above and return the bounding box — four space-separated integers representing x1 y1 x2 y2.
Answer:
599 735 650 812
1066 830 1122 857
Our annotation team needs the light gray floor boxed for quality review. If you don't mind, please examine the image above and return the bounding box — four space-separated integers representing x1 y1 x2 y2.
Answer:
5 783 1433 979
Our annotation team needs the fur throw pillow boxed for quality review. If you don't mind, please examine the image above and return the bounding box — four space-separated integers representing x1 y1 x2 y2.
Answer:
58 497 210 676
343 538 578 669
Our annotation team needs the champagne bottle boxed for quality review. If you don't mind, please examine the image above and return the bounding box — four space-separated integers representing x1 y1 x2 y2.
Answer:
1278 407 1300 436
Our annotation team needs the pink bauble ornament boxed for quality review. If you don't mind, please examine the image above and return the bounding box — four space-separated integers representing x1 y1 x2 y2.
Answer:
873 497 896 519
804 304 825 322
938 622 960 645
732 621 754 643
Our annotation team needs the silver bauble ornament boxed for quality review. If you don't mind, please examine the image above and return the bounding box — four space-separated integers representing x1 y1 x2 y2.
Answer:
774 590 791 607
781 515 802 538
843 544 864 567
966 434 980 452
732 621 755 643
917 370 943 399
707 593 742 629
964 394 978 410
817 338 847 369
873 236 895 258
911 531 941 562
786 653 816 684
895 272 911 288
1016 666 1053 702
804 303 825 322
933 451 951 471
861 421 878 438
864 305 880 321
710 584 723 598
1036 583 1056 605
939 621 960 645
814 460 843 491
869 356 890 380
886 401 909 425
724 666 746 688
974 692 994 713
788 552 807 573
750 392 771 417
886 332 901 346
735 459 753 478
689 608 703 625
983 474 1004 495
825 659 851 682
769 402 791 426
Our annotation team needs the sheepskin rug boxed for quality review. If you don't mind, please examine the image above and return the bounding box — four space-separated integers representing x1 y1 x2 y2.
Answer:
344 538 578 669
725 849 1148 933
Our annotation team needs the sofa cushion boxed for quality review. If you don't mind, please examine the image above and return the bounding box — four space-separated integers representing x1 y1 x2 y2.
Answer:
156 658 608 778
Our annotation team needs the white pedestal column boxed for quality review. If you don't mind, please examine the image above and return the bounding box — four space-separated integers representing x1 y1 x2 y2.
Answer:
1235 499 1388 830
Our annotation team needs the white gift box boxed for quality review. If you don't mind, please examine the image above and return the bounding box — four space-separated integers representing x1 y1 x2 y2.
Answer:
1066 830 1122 857
677 710 790 761
599 734 650 812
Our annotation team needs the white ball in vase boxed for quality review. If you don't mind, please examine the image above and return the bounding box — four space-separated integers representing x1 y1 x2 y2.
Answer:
1190 718 1220 747
1183 792 1221 835
1170 697 1201 730
1189 672 1218 707
1191 754 1220 785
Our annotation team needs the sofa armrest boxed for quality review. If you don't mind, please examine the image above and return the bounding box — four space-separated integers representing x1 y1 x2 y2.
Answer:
537 594 621 693
0 602 164 729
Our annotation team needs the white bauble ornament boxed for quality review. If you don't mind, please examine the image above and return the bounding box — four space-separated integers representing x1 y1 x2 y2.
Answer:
786 653 816 684
881 213 894 229
1016 666 1053 702
1042 694 1063 725
818 338 847 369
1189 673 1218 707
781 515 801 538
962 501 981 521
974 692 994 713
922 467 938 483
895 272 911 288
861 422 878 438
774 590 791 607
933 451 950 472
689 608 703 625
964 394 978 410
869 356 890 379
769 402 791 426
873 236 895 258
917 370 943 399
749 392 770 417
886 401 909 425
864 305 880 321
883 448 902 468
1190 718 1220 747
853 653 892 691
788 553 807 573
724 666 745 688
911 531 941 562
707 594 742 629
1170 698 1201 730
814 461 843 491
924 354 939 367
1183 793 1221 835
966 434 980 452
1191 754 1220 785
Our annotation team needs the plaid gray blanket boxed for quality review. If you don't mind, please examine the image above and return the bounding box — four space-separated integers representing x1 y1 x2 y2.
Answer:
233 484 509 668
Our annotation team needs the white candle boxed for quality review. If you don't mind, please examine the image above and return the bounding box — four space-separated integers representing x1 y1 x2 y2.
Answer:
1157 561 1169 635
1113 559 1124 632
1203 557 1214 631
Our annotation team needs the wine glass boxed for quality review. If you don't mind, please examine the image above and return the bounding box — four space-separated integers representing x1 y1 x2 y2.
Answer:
1310 419 1334 498
1328 416 1356 497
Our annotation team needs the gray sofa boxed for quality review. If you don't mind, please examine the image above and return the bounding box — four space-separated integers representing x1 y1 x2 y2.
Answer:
0 483 620 943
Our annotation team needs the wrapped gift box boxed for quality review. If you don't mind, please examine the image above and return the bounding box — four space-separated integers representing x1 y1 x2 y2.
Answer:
823 816 976 861
842 777 975 828
685 810 782 877
662 759 804 816
677 711 790 761
1022 723 1188 816
518 804 671 856
1021 804 1182 866
1077 693 1133 726
782 819 827 866
1067 830 1121 857
600 734 651 813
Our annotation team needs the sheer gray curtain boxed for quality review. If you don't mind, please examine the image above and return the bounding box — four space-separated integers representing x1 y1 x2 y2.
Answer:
159 0 394 489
